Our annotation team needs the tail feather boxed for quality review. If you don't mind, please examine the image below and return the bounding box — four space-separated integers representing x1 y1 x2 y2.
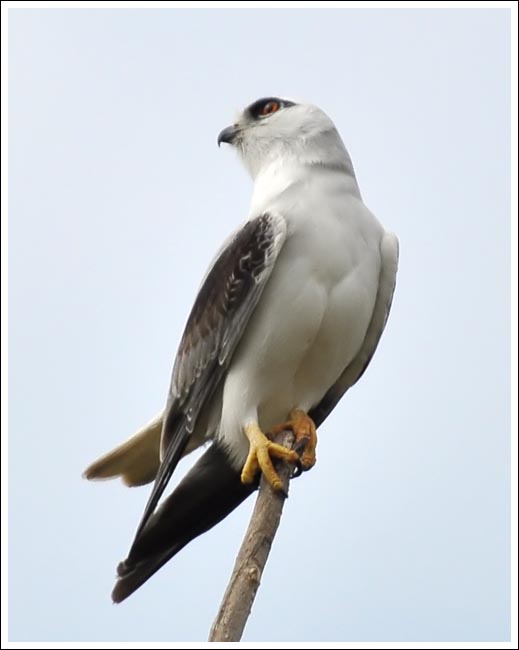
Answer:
111 444 256 603
83 413 163 487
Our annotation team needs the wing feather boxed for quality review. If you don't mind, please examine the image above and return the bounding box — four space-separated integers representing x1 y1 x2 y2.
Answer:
131 213 287 543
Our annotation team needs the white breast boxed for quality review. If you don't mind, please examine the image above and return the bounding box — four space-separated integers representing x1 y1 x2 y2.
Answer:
218 168 383 466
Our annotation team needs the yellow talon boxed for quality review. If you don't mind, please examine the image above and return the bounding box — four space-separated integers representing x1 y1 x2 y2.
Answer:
241 423 299 489
269 409 317 471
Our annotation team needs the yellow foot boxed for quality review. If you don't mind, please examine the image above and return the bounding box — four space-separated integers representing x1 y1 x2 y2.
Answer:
241 423 299 490
270 409 317 471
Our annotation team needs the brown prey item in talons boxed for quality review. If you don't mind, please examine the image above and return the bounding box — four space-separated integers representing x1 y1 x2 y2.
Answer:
269 409 317 472
241 423 299 490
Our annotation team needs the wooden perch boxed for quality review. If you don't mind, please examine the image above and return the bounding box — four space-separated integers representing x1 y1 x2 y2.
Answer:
208 430 296 642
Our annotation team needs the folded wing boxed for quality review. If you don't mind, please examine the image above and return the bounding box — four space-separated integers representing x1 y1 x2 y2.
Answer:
131 213 287 543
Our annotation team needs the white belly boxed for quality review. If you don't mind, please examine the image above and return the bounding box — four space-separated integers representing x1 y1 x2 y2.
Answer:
218 205 382 465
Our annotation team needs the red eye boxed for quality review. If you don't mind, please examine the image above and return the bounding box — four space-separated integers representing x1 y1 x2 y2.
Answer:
261 101 280 116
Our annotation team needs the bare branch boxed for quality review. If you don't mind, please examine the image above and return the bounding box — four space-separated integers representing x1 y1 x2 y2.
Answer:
208 430 295 642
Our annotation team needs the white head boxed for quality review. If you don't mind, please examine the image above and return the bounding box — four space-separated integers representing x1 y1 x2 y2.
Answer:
218 97 356 180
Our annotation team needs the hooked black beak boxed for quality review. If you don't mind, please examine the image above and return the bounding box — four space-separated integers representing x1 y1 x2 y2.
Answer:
217 125 239 147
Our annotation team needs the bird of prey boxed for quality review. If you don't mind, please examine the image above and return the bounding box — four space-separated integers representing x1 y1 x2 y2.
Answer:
84 97 399 603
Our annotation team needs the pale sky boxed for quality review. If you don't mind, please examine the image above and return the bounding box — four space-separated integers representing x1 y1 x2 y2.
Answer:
8 7 511 642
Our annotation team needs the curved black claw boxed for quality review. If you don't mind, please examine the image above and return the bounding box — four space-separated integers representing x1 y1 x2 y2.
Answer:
264 432 309 481
291 460 304 479
290 437 310 479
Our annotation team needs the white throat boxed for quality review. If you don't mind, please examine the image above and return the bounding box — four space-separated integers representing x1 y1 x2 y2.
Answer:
246 126 362 216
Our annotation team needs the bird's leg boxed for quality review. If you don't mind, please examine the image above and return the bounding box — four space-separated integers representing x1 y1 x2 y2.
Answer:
241 422 299 490
269 409 317 471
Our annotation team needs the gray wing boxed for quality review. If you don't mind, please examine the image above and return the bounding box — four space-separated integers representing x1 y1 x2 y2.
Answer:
310 232 399 428
132 213 287 542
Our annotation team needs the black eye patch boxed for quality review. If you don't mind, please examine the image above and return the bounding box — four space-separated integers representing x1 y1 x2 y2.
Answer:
247 97 296 120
